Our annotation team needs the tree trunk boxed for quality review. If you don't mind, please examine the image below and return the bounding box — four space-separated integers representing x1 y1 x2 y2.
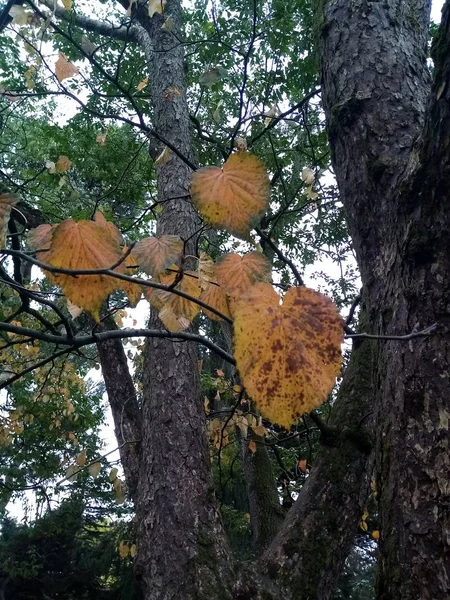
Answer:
129 3 234 598
319 0 450 596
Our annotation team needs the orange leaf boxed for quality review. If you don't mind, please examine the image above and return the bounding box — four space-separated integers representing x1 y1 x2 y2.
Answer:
233 284 343 428
134 235 183 277
55 155 71 173
39 218 123 320
371 530 380 540
190 152 270 240
298 459 307 473
215 252 271 296
199 281 231 321
0 193 20 247
153 269 201 331
55 53 79 81
248 440 257 453
94 211 123 245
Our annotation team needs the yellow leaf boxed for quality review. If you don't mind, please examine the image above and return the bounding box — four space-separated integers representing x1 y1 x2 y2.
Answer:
154 269 201 323
155 146 172 165
148 0 165 18
248 440 257 453
75 449 86 466
55 155 71 173
215 252 271 297
197 252 215 290
37 218 123 320
190 152 270 240
109 467 118 482
233 284 343 428
301 168 315 186
67 299 82 319
114 477 126 504
119 541 129 559
371 530 380 540
158 306 191 333
130 543 137 557
137 77 148 91
88 461 101 478
66 465 79 482
55 53 79 82
133 235 183 277
360 521 368 532
199 281 231 321
0 193 20 247
96 132 107 145
61 0 73 10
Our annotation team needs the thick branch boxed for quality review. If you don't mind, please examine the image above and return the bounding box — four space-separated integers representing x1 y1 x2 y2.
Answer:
36 0 138 41
95 318 141 503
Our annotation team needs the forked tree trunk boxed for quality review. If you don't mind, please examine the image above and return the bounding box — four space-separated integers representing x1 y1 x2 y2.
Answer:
319 0 450 596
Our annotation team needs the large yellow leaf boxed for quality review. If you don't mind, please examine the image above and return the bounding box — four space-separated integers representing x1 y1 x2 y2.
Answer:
41 219 123 319
215 252 271 295
190 152 270 239
0 193 20 247
233 284 343 428
133 235 183 277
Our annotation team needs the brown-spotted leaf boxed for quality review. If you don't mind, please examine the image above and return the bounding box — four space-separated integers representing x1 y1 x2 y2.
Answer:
133 235 183 277
199 282 231 321
55 53 79 81
190 152 270 240
0 193 20 247
215 252 271 296
233 284 343 428
41 219 123 320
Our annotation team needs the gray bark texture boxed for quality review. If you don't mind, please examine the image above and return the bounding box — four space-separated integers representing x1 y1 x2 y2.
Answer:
320 0 450 597
129 3 234 599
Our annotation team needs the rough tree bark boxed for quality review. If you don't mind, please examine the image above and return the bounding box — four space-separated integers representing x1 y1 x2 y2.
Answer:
320 0 450 597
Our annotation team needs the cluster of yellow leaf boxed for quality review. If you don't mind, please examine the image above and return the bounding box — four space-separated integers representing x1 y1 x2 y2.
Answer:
208 411 266 450
109 467 126 504
2 151 343 428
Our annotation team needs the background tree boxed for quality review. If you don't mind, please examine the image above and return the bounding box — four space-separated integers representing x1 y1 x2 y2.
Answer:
0 1 448 599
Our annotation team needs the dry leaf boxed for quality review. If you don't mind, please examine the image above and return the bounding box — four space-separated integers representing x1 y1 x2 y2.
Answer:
88 461 102 477
155 147 172 166
197 252 215 290
233 284 343 428
119 541 129 559
96 132 107 145
0 193 20 247
148 0 165 18
55 155 71 173
75 449 87 466
55 53 79 82
190 152 270 240
37 218 123 320
137 77 148 91
199 282 231 321
301 168 315 186
133 235 183 277
215 252 271 297
298 459 307 473
248 440 257 453
371 530 380 540
130 543 137 557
